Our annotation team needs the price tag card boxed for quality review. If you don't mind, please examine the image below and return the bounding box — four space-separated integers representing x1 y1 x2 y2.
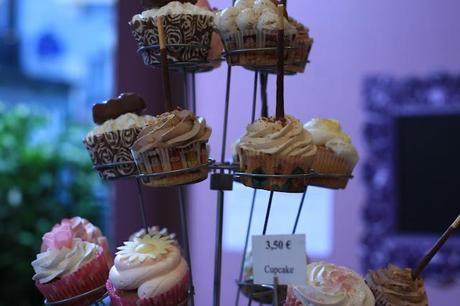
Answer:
252 234 307 285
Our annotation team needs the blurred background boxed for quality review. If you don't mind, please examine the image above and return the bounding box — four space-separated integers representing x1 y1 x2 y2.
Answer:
1 0 460 305
0 0 115 305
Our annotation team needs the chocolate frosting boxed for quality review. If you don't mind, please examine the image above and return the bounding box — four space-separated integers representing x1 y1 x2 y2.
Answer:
92 93 146 125
141 0 197 9
366 265 429 306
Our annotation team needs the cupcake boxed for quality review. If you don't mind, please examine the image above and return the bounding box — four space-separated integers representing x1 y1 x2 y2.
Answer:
83 93 157 180
366 265 429 306
216 0 313 72
32 224 109 305
304 118 359 189
235 115 316 192
107 233 190 306
284 261 375 306
42 217 113 267
131 108 211 187
130 1 216 66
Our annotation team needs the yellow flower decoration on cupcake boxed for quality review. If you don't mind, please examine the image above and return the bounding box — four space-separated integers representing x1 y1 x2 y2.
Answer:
116 234 173 263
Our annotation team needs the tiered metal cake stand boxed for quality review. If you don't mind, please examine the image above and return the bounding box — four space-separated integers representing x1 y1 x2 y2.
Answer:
46 5 353 306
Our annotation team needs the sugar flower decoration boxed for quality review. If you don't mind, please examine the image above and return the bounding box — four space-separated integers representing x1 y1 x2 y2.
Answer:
116 234 173 263
41 224 74 250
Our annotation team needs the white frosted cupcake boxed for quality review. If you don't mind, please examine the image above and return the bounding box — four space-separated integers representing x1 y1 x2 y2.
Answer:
83 93 157 179
216 0 313 72
284 261 375 306
106 233 189 306
304 118 359 189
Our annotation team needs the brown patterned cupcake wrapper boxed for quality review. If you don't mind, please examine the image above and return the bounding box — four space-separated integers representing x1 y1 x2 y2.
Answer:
310 146 354 189
238 149 314 193
221 29 312 72
83 128 141 180
132 141 209 187
130 14 214 65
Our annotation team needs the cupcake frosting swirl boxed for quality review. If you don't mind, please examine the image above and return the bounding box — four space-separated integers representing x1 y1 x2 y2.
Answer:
109 234 188 298
304 118 359 166
366 265 428 306
32 239 99 284
292 261 375 306
132 109 211 153
237 116 316 158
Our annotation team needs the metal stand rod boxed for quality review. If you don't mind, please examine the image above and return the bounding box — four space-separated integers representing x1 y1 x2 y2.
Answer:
263 191 275 235
251 72 259 122
260 73 268 117
192 72 197 113
178 186 195 306
135 179 149 235
292 189 307 234
213 64 232 306
235 189 258 306
221 65 232 163
247 297 253 306
272 276 279 306
213 191 225 306
183 68 189 109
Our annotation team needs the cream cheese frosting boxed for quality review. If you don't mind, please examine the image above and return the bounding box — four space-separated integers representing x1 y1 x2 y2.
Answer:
32 239 99 284
86 113 156 139
216 0 296 34
366 265 428 306
109 234 188 298
304 118 359 166
237 116 317 158
132 1 215 23
131 109 211 153
292 261 375 306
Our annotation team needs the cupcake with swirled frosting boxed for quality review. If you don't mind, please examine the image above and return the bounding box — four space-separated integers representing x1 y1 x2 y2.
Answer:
32 224 109 305
366 265 428 306
106 233 189 306
284 261 375 306
235 115 316 192
304 118 359 189
131 108 211 187
41 217 113 268
130 1 216 66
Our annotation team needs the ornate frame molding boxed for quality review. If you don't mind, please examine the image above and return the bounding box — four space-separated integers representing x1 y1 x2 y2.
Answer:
362 74 460 285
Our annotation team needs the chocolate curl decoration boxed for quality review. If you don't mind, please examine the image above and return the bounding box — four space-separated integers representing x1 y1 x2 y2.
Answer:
412 213 460 280
157 16 173 112
278 0 288 18
275 4 285 120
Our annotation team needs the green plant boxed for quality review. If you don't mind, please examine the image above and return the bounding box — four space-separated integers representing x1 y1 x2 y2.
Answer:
0 104 107 306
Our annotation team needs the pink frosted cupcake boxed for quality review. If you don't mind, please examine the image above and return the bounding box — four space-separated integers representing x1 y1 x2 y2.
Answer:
107 233 190 306
32 224 109 305
42 217 113 267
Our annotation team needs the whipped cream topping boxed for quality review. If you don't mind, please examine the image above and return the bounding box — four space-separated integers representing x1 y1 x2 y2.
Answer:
366 265 428 306
132 109 211 153
132 1 215 23
216 0 296 34
237 116 316 158
304 118 359 166
32 239 99 284
86 113 156 139
292 261 375 306
109 235 188 298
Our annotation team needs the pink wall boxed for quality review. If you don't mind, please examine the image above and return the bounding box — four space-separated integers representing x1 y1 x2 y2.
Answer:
188 1 460 305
